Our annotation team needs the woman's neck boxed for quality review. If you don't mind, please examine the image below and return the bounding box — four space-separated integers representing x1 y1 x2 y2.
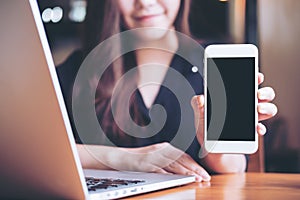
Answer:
135 28 179 61
135 29 179 108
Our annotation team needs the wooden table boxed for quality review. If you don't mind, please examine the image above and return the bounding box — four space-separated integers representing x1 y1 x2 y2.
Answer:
124 173 300 199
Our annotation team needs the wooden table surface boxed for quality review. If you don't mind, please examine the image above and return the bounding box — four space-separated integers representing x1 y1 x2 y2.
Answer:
124 173 300 199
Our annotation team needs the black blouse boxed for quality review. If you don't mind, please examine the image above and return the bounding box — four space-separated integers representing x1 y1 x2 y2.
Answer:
56 50 204 164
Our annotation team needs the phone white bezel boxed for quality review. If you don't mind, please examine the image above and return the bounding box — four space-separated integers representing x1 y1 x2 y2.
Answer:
204 44 258 154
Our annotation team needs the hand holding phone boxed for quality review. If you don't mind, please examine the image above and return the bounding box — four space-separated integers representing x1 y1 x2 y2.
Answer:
204 44 258 154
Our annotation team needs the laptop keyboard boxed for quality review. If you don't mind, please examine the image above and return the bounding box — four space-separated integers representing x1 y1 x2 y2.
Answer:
85 177 145 191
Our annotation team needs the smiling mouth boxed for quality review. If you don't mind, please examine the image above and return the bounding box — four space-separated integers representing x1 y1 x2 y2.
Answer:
134 14 163 21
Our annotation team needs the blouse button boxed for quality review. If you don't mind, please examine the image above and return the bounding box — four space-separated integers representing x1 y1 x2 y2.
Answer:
191 66 198 73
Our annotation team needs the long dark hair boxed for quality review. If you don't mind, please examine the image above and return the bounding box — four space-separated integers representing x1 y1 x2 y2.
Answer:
82 0 192 142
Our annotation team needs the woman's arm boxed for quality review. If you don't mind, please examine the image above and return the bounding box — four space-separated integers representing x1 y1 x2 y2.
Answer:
201 153 247 173
77 144 115 170
77 143 211 182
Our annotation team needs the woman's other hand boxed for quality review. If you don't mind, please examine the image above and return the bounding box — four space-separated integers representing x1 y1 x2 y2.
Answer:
122 143 211 182
78 143 210 182
256 72 277 134
190 72 277 173
191 72 278 144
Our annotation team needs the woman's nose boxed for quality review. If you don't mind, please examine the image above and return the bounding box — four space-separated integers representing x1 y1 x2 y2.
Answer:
135 0 158 9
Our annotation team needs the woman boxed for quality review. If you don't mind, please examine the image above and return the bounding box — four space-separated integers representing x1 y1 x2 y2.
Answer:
57 0 277 182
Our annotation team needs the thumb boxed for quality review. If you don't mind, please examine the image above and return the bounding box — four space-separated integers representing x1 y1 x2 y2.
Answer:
191 95 205 113
191 95 205 130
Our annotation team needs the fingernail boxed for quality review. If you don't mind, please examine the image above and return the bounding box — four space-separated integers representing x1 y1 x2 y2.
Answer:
199 95 204 106
195 175 203 182
258 88 275 100
195 95 204 107
258 124 267 135
187 172 202 182
201 173 211 182
258 91 270 100
197 171 211 182
258 104 277 115
258 104 270 114
259 72 264 80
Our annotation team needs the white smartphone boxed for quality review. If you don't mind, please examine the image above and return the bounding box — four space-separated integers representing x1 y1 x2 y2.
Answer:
204 44 258 154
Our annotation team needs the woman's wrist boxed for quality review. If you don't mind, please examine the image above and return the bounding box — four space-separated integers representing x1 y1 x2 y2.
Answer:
77 144 124 170
201 153 247 173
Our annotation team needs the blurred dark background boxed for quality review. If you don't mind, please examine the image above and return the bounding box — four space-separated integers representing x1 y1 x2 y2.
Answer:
37 0 233 65
37 0 300 173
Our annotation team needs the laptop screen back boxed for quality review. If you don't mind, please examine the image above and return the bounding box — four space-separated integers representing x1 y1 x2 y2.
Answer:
0 1 87 198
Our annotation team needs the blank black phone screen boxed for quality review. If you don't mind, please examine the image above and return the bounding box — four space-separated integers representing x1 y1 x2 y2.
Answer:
207 57 255 141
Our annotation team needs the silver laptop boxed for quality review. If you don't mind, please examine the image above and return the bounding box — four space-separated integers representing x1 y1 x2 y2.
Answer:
0 0 195 199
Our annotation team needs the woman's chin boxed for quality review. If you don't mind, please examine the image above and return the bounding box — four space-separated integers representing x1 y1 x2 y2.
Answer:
132 27 171 42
